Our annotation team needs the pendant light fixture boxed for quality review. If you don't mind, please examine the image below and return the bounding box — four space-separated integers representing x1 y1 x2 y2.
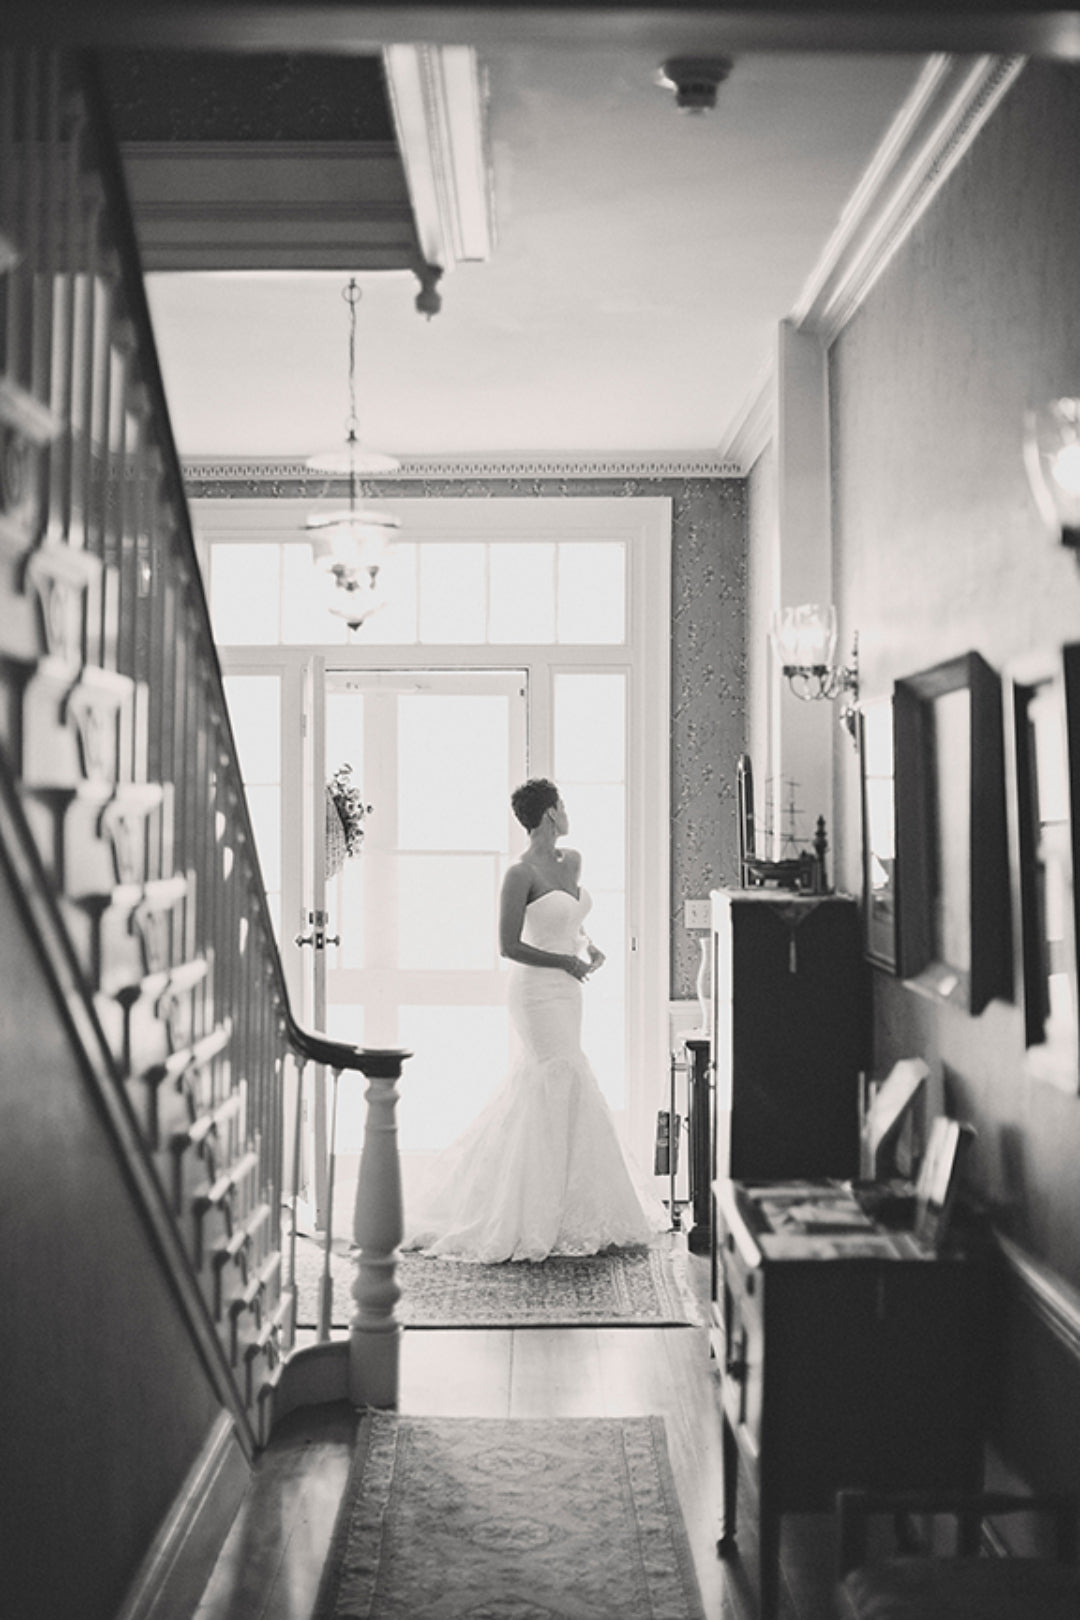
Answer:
306 278 401 628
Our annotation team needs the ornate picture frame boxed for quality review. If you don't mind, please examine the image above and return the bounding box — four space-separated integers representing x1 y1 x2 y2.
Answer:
893 651 1011 1015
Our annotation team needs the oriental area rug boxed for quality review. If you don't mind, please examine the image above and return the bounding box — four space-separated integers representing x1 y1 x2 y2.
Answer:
315 1412 706 1620
291 1235 702 1329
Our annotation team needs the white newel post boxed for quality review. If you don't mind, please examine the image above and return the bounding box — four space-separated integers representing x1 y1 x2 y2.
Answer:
348 1050 407 1408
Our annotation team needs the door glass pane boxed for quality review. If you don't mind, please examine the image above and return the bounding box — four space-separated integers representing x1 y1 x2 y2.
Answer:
489 543 555 643
326 691 364 783
223 675 281 783
398 694 509 851
244 783 281 891
555 673 625 783
564 784 625 890
398 1005 509 1151
586 890 626 998
398 854 498 971
211 544 281 643
558 543 625 644
419 544 487 644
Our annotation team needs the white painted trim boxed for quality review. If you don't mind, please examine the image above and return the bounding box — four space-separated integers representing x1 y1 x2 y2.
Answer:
719 53 1024 474
718 362 775 476
383 43 495 267
183 451 741 482
792 52 1026 345
114 1412 249 1620
997 1231 1080 1363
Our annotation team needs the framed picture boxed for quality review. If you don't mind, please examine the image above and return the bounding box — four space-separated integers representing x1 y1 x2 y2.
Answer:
893 651 1011 1015
1005 644 1080 1091
859 697 897 970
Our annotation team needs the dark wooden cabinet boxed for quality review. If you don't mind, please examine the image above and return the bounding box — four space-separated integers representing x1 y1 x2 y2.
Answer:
712 1179 987 1620
710 889 865 1183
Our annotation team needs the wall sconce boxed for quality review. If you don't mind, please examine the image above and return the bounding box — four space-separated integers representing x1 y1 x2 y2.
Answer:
1024 397 1080 558
771 603 860 739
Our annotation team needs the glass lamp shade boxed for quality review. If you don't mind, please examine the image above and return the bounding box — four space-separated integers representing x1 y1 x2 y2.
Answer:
325 563 388 628
306 510 400 573
1024 398 1080 541
771 603 838 669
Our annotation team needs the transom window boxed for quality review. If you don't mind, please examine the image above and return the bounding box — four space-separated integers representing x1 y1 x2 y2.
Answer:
209 538 626 647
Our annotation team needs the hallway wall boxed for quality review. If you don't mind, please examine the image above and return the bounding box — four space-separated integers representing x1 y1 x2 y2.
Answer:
0 855 243 1620
829 60 1080 1285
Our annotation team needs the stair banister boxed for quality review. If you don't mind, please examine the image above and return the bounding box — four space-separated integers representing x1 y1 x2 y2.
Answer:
1 44 411 1436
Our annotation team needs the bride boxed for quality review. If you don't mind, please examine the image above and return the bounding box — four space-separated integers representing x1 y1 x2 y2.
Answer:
402 777 666 1263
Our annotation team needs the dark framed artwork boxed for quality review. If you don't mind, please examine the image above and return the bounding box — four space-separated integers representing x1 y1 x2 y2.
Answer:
858 697 897 970
893 651 1011 1015
1005 644 1080 1091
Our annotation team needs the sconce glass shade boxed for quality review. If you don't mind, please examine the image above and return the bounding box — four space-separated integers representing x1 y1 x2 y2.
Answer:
771 603 838 671
1024 397 1080 547
771 602 859 738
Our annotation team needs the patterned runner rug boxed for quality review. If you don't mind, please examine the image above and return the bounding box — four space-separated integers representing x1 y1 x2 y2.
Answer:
291 1235 702 1329
315 1412 706 1620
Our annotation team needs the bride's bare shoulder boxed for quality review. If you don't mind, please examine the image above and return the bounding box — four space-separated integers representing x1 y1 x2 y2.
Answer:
502 858 537 898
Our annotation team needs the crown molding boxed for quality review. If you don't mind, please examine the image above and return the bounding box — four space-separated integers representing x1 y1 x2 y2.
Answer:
791 52 1026 345
181 451 743 484
383 43 495 268
717 363 775 476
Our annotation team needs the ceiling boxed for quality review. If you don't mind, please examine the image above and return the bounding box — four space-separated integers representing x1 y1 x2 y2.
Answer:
123 44 929 469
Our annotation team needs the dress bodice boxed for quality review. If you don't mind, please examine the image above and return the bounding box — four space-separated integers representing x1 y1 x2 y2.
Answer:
521 887 592 955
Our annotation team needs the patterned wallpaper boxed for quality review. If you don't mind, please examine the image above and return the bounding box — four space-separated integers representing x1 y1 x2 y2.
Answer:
186 471 748 996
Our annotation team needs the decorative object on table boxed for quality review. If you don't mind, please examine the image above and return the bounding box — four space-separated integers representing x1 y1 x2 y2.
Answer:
325 763 368 878
291 1234 701 1328
315 1412 707 1620
694 931 711 1030
736 754 830 892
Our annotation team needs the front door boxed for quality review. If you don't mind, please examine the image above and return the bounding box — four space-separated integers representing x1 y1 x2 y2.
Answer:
318 667 529 1158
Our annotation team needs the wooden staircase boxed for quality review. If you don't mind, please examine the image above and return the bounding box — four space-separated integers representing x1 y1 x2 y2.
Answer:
0 46 407 1468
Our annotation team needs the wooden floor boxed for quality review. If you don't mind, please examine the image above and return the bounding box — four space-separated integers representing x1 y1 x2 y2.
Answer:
195 1246 840 1620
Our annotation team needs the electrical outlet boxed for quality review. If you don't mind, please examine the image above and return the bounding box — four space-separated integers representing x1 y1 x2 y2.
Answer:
683 898 711 931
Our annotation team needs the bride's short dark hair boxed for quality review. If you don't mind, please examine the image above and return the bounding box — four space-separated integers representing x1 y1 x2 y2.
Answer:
511 778 559 831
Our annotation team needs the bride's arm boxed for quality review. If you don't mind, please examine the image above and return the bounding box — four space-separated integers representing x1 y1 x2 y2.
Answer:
499 865 588 978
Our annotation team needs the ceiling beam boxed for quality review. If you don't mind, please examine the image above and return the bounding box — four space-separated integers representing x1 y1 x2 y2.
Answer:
383 44 495 271
2 4 1079 57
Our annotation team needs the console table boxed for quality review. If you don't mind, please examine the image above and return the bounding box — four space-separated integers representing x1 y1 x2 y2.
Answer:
712 1177 987 1620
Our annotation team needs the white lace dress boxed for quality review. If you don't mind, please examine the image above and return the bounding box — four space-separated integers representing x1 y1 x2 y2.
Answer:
402 888 666 1262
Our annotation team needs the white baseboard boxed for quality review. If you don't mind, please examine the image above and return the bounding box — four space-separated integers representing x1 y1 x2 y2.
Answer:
114 1411 250 1620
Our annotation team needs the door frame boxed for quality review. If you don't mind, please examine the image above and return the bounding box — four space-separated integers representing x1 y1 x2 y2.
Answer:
200 493 671 1163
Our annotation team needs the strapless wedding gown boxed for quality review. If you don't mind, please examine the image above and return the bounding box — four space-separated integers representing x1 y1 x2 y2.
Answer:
402 888 666 1263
